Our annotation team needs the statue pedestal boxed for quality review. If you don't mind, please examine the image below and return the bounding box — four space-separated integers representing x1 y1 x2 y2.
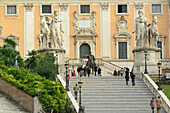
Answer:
132 47 161 79
38 48 66 78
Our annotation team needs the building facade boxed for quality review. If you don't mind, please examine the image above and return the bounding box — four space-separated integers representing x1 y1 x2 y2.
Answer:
0 0 169 68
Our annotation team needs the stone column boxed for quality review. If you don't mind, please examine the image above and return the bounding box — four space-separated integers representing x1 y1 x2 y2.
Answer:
24 3 34 58
100 3 111 59
59 3 69 59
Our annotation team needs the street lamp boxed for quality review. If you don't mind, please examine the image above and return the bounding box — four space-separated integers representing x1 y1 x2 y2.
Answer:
144 50 148 74
65 62 69 91
78 79 85 113
157 62 162 90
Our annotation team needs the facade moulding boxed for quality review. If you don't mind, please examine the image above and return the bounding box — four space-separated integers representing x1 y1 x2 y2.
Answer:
59 3 68 11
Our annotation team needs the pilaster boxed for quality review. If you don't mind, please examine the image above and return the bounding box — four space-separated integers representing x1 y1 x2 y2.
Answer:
59 3 69 58
100 3 110 59
24 3 34 58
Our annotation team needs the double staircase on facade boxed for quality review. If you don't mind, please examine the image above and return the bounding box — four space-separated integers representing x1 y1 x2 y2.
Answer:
66 58 122 76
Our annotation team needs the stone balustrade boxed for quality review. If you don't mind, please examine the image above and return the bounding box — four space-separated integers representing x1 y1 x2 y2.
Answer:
56 75 79 113
142 73 170 113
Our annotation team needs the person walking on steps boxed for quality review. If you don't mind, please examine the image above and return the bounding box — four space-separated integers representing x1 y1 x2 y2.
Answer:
125 68 129 85
150 97 155 113
156 96 162 113
94 66 97 76
87 67 90 77
130 69 135 86
73 84 79 100
98 66 102 76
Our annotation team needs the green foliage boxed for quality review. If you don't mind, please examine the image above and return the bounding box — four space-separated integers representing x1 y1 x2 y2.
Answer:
162 85 170 100
4 38 17 49
25 51 58 80
0 39 24 68
33 62 58 80
25 50 38 69
0 64 67 113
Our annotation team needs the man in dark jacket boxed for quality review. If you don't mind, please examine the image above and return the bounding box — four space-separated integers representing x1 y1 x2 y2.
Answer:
130 69 135 86
125 68 129 85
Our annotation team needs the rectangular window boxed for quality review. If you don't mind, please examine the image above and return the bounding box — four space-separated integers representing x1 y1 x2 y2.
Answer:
157 41 162 59
118 5 127 13
119 42 127 59
80 5 90 14
42 5 51 14
152 4 161 13
7 5 16 14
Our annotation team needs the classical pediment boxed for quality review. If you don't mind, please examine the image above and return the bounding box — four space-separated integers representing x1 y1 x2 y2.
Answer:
114 32 131 38
72 28 98 37
4 34 19 39
3 34 19 44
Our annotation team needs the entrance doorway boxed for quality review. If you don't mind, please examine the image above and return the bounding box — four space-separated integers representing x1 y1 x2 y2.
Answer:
80 44 90 58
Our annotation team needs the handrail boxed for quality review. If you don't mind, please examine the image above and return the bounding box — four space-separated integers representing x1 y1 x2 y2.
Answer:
141 73 170 113
66 58 122 69
102 59 122 69
56 74 79 113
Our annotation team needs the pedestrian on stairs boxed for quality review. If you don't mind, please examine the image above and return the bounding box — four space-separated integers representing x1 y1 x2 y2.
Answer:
98 66 102 76
130 69 135 86
87 67 90 77
156 96 162 113
120 68 123 76
150 97 155 113
94 66 98 76
125 68 129 85
73 84 79 100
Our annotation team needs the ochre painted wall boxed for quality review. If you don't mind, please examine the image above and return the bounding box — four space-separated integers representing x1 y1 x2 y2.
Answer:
92 5 100 58
110 5 117 59
0 4 169 60
0 5 25 58
145 4 169 58
110 4 135 60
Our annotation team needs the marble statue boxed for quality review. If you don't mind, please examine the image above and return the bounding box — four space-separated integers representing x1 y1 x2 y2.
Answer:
117 16 127 33
0 25 3 39
133 11 150 47
73 11 79 31
91 11 96 29
39 16 50 48
50 9 64 48
148 15 159 48
14 56 19 69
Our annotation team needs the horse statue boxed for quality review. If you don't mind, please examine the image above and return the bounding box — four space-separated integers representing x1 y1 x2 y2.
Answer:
86 52 96 74
148 15 159 48
39 16 50 48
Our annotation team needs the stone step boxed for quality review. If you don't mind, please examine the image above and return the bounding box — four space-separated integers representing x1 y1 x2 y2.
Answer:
69 76 167 113
81 98 152 102
70 87 150 90
82 101 150 105
85 109 166 113
81 95 154 99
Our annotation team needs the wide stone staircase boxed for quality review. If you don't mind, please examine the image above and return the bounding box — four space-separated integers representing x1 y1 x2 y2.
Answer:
0 92 28 113
69 76 166 113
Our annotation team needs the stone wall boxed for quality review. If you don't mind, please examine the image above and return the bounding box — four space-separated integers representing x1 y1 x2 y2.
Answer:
0 78 34 112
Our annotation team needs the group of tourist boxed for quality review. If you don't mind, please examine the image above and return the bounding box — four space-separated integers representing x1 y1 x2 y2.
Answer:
113 67 136 86
113 68 124 76
150 96 162 113
77 65 102 77
124 68 136 86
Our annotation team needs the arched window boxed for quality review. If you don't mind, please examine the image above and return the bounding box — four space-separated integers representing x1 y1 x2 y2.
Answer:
80 44 90 58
